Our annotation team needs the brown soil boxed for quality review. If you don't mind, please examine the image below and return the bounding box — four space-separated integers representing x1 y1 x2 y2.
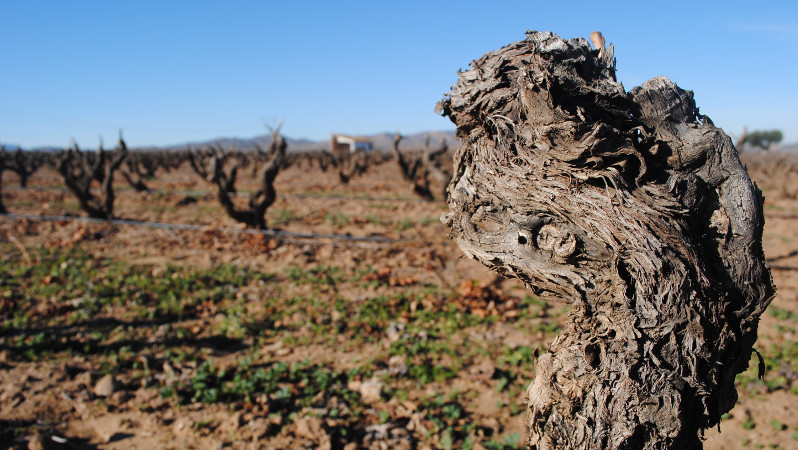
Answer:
1 152 797 449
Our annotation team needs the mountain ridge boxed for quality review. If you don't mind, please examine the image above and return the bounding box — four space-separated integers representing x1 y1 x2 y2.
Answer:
6 132 796 153
2 131 458 153
163 130 458 152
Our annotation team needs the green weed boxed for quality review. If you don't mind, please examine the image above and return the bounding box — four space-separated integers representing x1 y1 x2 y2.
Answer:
186 357 362 416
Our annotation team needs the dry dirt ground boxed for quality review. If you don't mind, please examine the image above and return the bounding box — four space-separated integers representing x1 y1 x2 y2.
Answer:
0 151 797 449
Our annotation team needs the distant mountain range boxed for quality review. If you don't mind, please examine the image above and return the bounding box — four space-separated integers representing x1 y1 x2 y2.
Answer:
4 131 795 153
1 131 459 153
0 144 62 152
163 130 459 153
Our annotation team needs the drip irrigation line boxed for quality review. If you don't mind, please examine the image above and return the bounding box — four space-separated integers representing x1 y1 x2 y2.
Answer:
0 213 402 246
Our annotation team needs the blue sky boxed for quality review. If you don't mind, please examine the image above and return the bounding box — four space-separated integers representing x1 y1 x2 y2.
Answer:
1 1 796 148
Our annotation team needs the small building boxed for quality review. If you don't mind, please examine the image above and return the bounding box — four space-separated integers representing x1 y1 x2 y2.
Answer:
330 134 373 154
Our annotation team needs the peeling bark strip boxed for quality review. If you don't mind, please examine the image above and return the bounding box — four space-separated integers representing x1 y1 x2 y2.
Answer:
437 31 775 449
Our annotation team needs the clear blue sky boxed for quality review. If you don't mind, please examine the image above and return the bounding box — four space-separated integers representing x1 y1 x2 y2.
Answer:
2 1 797 148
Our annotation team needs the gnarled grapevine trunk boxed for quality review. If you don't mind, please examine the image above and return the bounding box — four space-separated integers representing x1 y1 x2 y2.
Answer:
188 129 286 229
437 31 774 449
328 147 368 185
392 134 451 201
57 137 127 220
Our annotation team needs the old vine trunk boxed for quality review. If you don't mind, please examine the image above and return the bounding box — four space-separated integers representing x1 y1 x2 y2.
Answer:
436 31 774 449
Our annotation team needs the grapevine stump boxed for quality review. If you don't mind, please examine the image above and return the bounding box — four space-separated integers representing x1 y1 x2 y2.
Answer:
436 31 775 449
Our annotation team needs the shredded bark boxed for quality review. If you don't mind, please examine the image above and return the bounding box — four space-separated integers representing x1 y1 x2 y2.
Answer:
437 30 775 449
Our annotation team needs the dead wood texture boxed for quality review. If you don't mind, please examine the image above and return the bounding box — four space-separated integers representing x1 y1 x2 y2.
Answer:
57 138 128 220
437 31 774 449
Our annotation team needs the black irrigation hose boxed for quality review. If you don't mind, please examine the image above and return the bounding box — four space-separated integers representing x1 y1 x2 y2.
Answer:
0 213 401 246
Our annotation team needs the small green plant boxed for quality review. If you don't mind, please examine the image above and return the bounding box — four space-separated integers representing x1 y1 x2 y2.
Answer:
484 432 524 450
286 265 343 287
770 307 798 321
495 376 510 393
499 345 537 367
364 214 382 225
770 419 786 431
532 321 560 334
324 212 349 226
441 427 454 450
442 403 464 421
185 357 362 415
395 218 414 232
370 203 398 211
269 208 296 226
159 386 176 398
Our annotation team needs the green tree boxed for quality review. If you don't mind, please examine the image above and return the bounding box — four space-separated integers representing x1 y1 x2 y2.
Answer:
746 129 783 150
